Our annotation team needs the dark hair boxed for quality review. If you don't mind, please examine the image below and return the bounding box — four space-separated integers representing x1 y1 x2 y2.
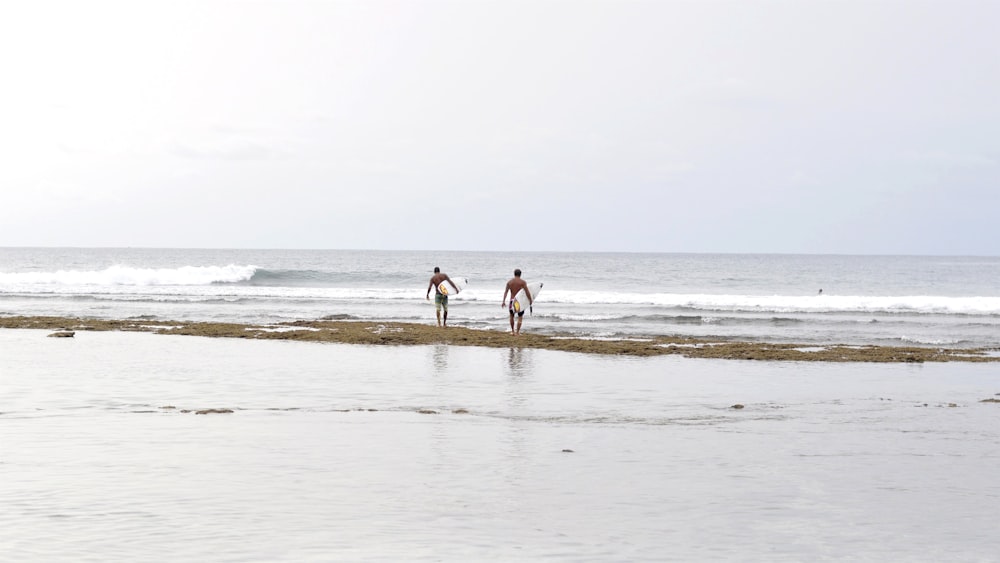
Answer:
514 268 522 276
434 267 440 273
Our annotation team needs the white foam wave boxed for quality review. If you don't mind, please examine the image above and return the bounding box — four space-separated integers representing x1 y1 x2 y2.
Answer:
1 275 998 317
898 335 962 346
540 290 1000 315
0 264 257 287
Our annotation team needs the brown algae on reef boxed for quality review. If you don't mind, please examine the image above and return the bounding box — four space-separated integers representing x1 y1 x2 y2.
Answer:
2 315 998 363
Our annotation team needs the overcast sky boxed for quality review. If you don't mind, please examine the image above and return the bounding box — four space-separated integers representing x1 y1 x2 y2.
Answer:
1 0 997 254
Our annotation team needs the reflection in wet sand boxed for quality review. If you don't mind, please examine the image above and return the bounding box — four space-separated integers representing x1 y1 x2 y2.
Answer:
506 346 533 377
432 344 449 372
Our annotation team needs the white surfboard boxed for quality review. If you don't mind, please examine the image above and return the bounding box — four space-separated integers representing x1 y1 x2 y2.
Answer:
512 282 543 314
437 277 467 296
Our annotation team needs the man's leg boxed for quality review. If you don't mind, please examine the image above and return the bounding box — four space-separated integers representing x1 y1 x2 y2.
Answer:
509 311 515 334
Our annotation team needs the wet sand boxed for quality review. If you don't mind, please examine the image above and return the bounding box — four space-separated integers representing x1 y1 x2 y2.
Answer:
2 315 997 363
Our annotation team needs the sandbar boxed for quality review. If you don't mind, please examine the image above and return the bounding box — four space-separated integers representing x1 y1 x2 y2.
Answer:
2 315 998 363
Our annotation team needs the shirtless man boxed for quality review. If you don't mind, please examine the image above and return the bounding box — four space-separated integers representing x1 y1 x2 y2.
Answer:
501 268 532 335
426 267 458 327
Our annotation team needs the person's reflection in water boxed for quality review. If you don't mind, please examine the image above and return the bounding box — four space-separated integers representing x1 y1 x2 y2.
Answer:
506 346 533 378
432 345 449 373
505 347 534 413
502 347 534 484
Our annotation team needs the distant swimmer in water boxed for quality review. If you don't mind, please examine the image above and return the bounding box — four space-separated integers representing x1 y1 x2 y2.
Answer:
426 267 459 327
818 289 823 295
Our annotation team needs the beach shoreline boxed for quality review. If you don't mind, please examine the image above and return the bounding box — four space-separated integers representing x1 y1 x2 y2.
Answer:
2 314 997 363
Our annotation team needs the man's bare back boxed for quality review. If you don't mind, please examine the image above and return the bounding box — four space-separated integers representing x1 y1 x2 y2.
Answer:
429 272 450 289
504 277 528 298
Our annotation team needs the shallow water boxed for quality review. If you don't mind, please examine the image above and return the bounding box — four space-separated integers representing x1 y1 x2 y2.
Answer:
2 329 999 561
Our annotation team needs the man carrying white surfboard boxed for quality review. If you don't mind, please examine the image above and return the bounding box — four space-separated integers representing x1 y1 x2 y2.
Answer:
426 267 460 328
502 268 533 336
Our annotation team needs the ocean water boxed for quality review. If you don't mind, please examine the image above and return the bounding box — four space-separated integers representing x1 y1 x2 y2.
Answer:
2 329 999 561
1 248 998 348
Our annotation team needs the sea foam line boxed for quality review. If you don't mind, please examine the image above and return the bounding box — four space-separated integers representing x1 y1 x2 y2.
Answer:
0 264 258 286
1 271 998 316
540 291 1000 315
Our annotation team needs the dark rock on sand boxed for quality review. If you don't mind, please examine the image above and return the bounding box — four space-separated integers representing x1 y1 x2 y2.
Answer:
48 331 75 338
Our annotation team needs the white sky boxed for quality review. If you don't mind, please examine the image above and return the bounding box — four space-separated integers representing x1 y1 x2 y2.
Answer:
1 0 997 254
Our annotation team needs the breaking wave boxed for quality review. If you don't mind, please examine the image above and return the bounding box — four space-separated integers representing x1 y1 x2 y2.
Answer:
0 265 257 286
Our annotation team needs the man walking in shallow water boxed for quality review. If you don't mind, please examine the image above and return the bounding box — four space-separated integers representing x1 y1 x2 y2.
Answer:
502 268 532 336
426 267 458 327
